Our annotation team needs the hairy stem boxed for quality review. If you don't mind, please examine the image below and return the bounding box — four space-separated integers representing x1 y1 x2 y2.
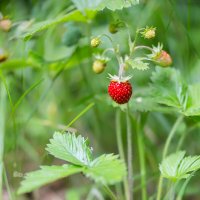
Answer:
136 115 147 200
126 104 133 200
156 115 183 200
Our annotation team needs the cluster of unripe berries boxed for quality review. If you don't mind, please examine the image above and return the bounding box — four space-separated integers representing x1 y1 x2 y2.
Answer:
90 25 172 105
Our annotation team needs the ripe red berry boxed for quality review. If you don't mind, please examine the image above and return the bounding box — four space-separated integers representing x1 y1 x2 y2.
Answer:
108 81 132 104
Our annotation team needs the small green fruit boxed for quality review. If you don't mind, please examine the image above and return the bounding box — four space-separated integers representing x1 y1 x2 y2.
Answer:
92 60 106 74
91 38 101 48
109 23 118 34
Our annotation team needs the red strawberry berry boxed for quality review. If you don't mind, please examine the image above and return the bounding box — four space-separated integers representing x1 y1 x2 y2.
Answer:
108 81 132 104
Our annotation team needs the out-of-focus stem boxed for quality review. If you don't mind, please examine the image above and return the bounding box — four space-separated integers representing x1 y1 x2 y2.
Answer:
0 81 6 200
116 109 129 200
136 115 147 200
126 104 133 200
156 115 183 200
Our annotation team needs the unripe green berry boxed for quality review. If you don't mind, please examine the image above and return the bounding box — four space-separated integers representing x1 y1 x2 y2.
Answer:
92 60 106 74
91 38 101 48
109 24 118 34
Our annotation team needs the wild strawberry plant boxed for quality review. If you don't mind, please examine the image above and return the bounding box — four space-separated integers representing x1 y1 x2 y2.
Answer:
1 1 200 200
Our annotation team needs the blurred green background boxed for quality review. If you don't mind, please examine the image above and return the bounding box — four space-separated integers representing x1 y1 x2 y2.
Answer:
0 0 200 199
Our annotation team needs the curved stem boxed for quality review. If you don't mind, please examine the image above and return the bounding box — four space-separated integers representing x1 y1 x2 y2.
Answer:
126 104 133 200
136 115 147 200
156 115 183 200
134 45 153 52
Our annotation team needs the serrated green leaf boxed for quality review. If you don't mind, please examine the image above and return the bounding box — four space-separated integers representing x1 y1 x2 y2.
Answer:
128 59 149 71
150 67 200 116
17 165 82 194
159 151 200 181
46 132 92 166
71 0 139 11
84 154 126 185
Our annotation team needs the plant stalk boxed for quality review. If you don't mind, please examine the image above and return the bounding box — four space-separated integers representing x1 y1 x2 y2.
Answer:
156 115 183 200
126 104 133 200
136 115 147 200
0 81 6 200
116 109 129 200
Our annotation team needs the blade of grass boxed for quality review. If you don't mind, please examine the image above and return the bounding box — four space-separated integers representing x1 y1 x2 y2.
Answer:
62 102 95 132
0 80 6 199
11 78 44 116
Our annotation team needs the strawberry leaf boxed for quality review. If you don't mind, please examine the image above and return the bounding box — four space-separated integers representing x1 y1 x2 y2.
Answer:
159 151 200 181
84 154 126 185
71 0 139 11
46 132 93 166
17 165 82 194
127 59 150 71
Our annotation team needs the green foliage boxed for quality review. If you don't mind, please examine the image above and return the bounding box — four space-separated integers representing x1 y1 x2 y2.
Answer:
149 67 200 116
21 10 96 41
18 132 126 194
85 154 126 184
71 0 139 11
17 165 82 194
127 59 150 71
159 151 200 182
46 132 93 166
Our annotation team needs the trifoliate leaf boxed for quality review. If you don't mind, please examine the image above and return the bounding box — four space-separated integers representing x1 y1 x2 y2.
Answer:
46 132 92 166
84 154 126 185
127 59 150 71
159 151 200 181
17 165 82 194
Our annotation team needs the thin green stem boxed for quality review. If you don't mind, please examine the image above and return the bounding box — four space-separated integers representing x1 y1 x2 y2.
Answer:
116 109 128 200
0 81 6 200
134 45 153 52
3 165 14 200
62 102 95 132
156 116 183 200
126 104 133 200
136 115 147 200
103 185 118 200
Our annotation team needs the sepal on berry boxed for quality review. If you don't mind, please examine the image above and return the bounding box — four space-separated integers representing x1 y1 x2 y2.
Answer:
108 74 132 82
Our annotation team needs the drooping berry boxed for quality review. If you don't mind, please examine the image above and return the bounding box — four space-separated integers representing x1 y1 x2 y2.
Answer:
108 80 132 104
92 60 106 74
109 23 118 34
154 50 172 67
148 43 172 67
0 19 12 32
